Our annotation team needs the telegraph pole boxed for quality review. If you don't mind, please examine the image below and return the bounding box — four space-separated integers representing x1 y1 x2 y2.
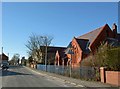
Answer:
7 53 9 65
45 36 47 72
2 47 3 54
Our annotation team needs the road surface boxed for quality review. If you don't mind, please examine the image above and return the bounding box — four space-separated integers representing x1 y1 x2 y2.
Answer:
1 65 83 87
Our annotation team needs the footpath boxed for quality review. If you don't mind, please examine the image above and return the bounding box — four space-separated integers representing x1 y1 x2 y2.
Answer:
25 66 118 88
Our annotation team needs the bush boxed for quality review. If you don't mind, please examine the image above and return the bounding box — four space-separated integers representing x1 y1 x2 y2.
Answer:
95 45 120 71
81 44 120 71
104 47 120 71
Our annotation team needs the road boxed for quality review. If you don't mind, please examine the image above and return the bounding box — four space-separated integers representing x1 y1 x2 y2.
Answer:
1 65 82 87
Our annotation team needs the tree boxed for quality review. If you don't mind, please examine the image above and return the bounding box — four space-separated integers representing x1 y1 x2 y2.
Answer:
26 34 53 64
93 44 120 71
27 56 33 64
81 44 120 71
10 53 20 65
21 57 27 66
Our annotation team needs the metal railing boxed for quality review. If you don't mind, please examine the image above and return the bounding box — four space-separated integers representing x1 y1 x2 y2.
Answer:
37 64 100 80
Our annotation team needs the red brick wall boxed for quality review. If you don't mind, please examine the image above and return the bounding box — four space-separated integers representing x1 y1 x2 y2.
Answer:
106 71 120 86
71 38 82 66
100 67 120 86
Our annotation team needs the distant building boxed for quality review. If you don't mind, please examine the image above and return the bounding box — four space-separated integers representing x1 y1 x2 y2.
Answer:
40 46 67 65
0 53 9 66
65 23 120 67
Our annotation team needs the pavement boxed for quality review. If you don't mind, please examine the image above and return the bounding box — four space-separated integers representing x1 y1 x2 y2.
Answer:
25 66 118 88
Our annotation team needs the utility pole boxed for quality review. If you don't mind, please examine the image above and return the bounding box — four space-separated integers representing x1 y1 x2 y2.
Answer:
45 36 47 72
8 53 9 60
2 47 3 54
8 53 9 65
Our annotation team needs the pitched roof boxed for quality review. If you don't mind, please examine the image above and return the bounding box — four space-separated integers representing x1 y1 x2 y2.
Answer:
40 46 66 53
65 42 73 54
77 24 107 46
105 38 120 47
117 33 120 42
75 38 90 54
0 53 8 60
65 38 90 54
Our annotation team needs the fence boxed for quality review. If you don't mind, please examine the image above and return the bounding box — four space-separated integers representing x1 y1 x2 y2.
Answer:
37 64 100 80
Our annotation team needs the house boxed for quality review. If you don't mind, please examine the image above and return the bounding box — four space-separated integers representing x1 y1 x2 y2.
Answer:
40 46 67 65
65 23 120 67
0 53 9 66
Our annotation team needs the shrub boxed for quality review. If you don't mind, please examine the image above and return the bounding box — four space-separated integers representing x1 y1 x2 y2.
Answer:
81 44 120 71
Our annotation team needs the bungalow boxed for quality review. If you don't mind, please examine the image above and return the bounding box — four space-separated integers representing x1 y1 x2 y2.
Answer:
65 23 120 67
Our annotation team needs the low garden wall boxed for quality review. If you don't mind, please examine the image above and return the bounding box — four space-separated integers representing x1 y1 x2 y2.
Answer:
106 71 120 86
100 67 120 86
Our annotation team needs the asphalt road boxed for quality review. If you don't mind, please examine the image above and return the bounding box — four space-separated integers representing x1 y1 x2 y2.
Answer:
1 65 82 87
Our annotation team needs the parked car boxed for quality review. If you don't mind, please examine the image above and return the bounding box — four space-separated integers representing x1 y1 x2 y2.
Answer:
1 62 9 70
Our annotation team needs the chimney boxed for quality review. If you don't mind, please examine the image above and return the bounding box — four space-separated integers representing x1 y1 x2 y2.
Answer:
112 23 117 38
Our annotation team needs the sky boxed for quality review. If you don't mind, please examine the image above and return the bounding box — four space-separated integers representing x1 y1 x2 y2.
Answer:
2 2 118 59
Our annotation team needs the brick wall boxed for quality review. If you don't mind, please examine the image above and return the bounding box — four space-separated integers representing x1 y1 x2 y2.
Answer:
100 67 120 86
106 71 120 86
71 38 82 65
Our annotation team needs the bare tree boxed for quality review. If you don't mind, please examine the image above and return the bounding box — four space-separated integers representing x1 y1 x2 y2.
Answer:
26 34 53 64
10 53 20 65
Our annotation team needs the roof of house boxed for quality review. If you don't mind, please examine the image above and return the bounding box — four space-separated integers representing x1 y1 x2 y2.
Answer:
105 38 120 47
65 24 118 54
77 24 108 45
65 38 90 54
65 24 107 54
75 38 90 54
117 33 120 42
65 42 73 54
0 53 8 60
40 46 66 53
